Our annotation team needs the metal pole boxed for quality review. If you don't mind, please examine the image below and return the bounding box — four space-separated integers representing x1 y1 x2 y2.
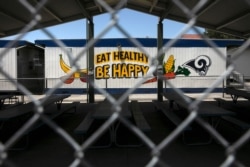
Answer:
157 20 163 102
86 18 95 103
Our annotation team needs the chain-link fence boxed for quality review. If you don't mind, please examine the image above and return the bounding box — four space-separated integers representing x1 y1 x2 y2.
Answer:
1 0 250 166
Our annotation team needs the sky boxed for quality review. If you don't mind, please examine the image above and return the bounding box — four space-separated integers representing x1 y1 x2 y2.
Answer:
1 9 204 43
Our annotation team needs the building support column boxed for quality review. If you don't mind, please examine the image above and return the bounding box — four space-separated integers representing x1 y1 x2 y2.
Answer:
86 18 95 103
157 20 163 102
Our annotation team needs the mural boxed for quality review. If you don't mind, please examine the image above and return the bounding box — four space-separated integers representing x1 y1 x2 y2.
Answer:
143 54 211 84
59 51 150 84
95 51 149 79
59 52 211 84
182 55 211 76
59 54 88 84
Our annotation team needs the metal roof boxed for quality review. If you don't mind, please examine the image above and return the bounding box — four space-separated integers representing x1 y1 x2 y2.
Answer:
0 0 249 38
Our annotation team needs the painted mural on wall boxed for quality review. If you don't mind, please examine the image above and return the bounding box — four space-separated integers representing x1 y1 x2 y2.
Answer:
143 54 211 83
183 55 211 76
59 52 211 84
59 54 88 84
95 51 149 79
59 51 150 84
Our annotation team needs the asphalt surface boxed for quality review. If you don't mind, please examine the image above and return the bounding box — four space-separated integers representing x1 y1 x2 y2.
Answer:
2 98 250 167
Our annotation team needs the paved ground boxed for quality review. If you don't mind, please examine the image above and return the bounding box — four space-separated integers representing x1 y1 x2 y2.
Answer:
2 94 250 167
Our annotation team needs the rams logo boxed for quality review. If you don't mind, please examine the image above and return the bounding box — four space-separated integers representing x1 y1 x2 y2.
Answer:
183 55 211 76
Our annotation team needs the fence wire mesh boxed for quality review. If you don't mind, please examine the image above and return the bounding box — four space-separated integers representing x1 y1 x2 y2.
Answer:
0 0 250 167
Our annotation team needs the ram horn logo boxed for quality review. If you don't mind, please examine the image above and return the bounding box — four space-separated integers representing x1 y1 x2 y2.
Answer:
183 55 211 76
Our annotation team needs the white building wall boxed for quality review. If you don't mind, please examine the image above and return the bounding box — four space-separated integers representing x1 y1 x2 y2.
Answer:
0 48 17 91
228 47 250 78
44 46 226 91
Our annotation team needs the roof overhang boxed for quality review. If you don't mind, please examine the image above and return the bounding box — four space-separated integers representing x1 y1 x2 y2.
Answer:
0 0 249 39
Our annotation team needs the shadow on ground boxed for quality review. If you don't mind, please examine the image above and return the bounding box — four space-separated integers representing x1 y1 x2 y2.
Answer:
4 101 250 167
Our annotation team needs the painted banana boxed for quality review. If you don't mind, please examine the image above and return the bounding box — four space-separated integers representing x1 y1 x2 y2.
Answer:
59 54 71 73
59 54 89 84
59 54 88 76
